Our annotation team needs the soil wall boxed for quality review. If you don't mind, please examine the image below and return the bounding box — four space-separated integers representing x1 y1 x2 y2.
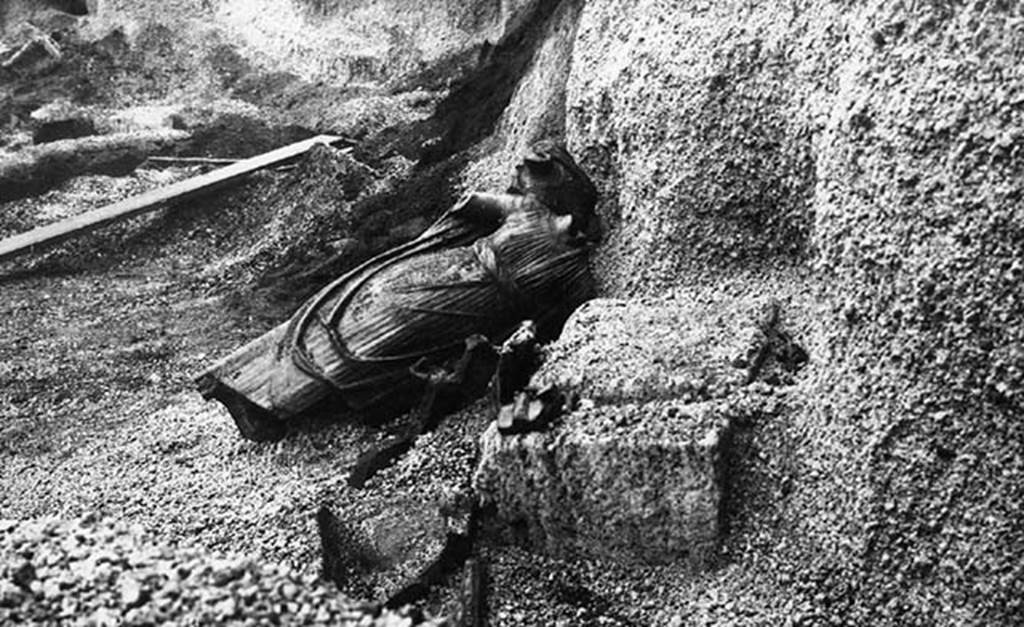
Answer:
79 0 528 87
455 0 1024 622
530 2 1021 623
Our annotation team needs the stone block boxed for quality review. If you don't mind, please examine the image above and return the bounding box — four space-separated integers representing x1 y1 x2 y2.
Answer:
474 296 771 567
532 296 772 404
475 399 728 567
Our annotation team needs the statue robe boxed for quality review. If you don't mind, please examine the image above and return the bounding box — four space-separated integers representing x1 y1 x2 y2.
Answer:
197 192 594 422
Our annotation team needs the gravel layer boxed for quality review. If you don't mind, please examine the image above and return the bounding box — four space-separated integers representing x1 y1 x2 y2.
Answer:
0 517 435 626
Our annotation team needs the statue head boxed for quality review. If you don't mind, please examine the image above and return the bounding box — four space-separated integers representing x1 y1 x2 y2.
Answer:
509 139 601 242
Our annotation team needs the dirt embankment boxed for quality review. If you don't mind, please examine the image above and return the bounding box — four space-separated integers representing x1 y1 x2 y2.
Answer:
559 2 1024 624
2 0 1023 626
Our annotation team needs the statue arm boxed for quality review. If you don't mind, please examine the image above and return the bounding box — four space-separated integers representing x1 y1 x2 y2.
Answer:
414 192 524 243
450 192 525 227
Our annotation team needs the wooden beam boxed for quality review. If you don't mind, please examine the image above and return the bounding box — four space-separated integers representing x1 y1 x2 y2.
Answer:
0 134 343 264
144 156 240 166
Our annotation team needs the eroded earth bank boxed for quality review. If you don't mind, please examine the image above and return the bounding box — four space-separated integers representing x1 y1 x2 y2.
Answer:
1 1 1022 625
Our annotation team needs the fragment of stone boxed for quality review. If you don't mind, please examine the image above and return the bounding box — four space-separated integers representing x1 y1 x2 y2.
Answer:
2 29 62 76
32 118 97 144
750 301 810 385
30 102 97 144
495 384 564 435
531 297 773 405
451 557 485 627
319 493 454 603
410 334 500 430
316 505 385 599
347 433 418 489
475 399 729 568
326 403 490 607
493 320 543 405
384 488 477 609
315 481 475 606
385 528 473 610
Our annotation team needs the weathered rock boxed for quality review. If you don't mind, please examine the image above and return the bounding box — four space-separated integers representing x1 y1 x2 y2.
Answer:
452 557 485 627
313 401 494 611
548 2 1024 623
531 296 774 404
29 101 97 144
495 384 563 435
0 129 188 201
475 399 729 567
474 296 783 567
0 580 24 608
118 573 144 607
1 29 62 76
316 504 384 596
319 493 456 605
32 117 97 144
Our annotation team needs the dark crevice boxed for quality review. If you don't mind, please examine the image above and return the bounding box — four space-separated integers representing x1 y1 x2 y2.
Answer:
345 339 502 490
346 432 417 489
746 299 809 385
384 527 476 610
345 325 544 490
316 505 384 599
47 0 89 15
419 0 566 164
358 0 569 166
319 501 483 612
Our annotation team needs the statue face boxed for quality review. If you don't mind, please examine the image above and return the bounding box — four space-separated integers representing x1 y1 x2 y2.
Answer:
512 158 567 195
510 140 602 243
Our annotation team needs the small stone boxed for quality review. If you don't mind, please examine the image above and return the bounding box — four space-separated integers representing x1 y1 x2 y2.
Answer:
119 575 145 608
214 597 239 618
59 595 79 617
238 584 259 603
211 561 245 586
314 606 332 623
127 549 156 567
94 549 120 564
41 578 61 599
89 607 120 627
0 580 25 608
11 559 36 588
280 582 299 600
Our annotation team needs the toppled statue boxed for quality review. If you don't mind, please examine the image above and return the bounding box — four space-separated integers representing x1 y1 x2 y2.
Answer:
195 140 599 441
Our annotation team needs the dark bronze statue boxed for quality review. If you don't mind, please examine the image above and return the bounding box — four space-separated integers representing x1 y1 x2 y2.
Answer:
196 140 599 440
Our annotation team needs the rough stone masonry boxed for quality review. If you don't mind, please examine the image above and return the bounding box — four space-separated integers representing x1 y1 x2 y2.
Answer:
474 295 779 568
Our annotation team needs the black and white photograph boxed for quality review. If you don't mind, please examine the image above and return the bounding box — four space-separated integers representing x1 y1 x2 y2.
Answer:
1 0 1021 625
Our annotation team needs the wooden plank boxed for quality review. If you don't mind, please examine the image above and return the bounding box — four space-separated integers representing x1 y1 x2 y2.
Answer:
144 156 240 166
0 134 342 263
